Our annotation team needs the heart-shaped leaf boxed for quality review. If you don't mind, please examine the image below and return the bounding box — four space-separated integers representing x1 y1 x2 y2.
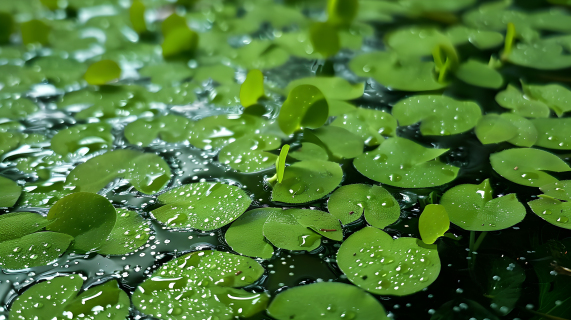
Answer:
419 204 449 244
455 60 504 89
540 180 571 201
84 60 121 85
239 69 264 108
440 179 526 231
47 192 117 252
327 184 400 228
132 250 268 320
354 137 459 188
337 227 441 296
495 85 551 118
331 108 397 146
225 208 279 259
219 134 280 173
268 282 389 320
476 113 537 146
124 115 192 147
0 176 21 207
523 82 571 117
490 148 571 187
162 25 199 60
151 182 252 231
305 126 364 159
188 114 267 150
50 123 114 156
98 209 151 255
285 77 364 101
272 160 343 204
278 85 329 135
392 95 482 136
531 118 571 150
528 181 571 229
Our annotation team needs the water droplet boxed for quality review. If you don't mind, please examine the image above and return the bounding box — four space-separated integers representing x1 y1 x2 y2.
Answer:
298 234 320 247
380 198 395 208
542 209 552 215
388 173 402 182
557 216 569 223
520 172 539 181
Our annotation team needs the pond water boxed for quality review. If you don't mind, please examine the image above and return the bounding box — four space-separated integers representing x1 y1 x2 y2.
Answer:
1 0 571 319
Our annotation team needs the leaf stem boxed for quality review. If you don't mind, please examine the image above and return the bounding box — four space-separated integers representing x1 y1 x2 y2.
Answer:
502 22 516 61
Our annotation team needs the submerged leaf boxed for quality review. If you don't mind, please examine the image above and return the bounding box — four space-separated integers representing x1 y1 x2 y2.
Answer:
419 204 449 244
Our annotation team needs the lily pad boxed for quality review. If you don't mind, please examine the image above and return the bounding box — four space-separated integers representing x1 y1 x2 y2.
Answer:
446 26 504 50
267 282 389 320
239 69 264 108
98 209 151 255
132 250 268 320
440 179 526 231
478 256 526 316
232 40 290 70
490 148 571 187
392 95 482 136
139 62 194 86
66 149 171 194
9 276 129 320
523 83 571 117
30 56 86 88
0 176 21 207
540 180 571 201
0 212 49 242
531 118 571 150
455 60 504 89
124 115 192 147
272 160 343 204
354 137 459 188
419 204 449 244
0 231 73 269
0 98 38 120
495 85 551 118
285 76 364 101
331 108 396 146
305 126 363 159
47 192 117 252
151 182 252 231
506 41 571 70
278 84 328 135
225 207 279 259
386 26 452 57
188 114 267 150
84 60 122 85
289 143 328 161
337 227 441 296
309 22 340 58
475 113 537 146
51 123 114 156
327 184 400 228
218 134 280 173
528 181 571 230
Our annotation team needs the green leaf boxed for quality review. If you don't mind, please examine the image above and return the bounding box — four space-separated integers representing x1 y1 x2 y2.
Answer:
129 0 147 34
50 123 114 156
478 256 526 315
349 51 447 91
455 60 504 89
305 126 363 159
188 114 267 150
309 22 340 58
528 196 571 229
139 62 194 86
276 144 290 184
66 149 171 194
337 227 441 296
328 99 357 116
331 108 396 146
289 142 329 161
531 118 571 150
446 26 504 50
225 208 278 259
440 179 526 231
0 231 73 269
475 113 518 145
151 182 252 231
47 192 117 252
30 56 86 88
98 209 151 255
354 137 459 188
272 160 343 204
147 82 199 105
507 41 571 70
500 113 538 147
219 134 280 173
268 282 389 320
132 250 268 320
328 184 400 228
392 95 482 136
161 13 187 37
84 60 122 85
419 204 449 244
21 19 50 45
124 115 192 147
0 11 15 44
0 98 38 120
523 82 571 117
9 276 129 320
239 69 264 108
386 26 453 57
286 76 364 101
490 148 571 187
0 176 21 207
327 0 359 27
278 84 329 135
232 40 290 70
162 26 199 60
541 180 571 201
0 211 49 242
496 84 551 118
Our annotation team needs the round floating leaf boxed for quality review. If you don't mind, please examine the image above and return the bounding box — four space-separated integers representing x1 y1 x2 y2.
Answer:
419 204 449 244
495 85 551 119
289 142 328 161
278 85 329 135
66 149 171 194
0 212 49 242
305 126 363 159
84 60 121 85
232 40 290 70
47 192 117 252
490 148 571 187
455 60 504 89
354 137 459 188
98 209 150 255
0 231 73 269
219 134 280 173
30 56 86 88
51 123 114 156
268 282 389 320
309 22 340 58
532 118 571 150
9 276 129 320
475 114 518 145
21 19 50 45
151 182 252 231
0 98 38 120
0 176 21 207
240 69 264 108
328 100 357 116
386 26 452 57
272 160 343 204
446 26 504 50
189 114 267 150
132 250 268 320
349 51 447 91
328 184 400 228
331 108 396 146
129 0 147 34
124 115 192 147
337 227 441 296
162 26 199 60
523 82 571 117
139 62 194 86
286 76 364 101
506 41 571 70
392 95 482 136
500 113 538 147
529 196 571 229
440 179 526 231
225 208 279 259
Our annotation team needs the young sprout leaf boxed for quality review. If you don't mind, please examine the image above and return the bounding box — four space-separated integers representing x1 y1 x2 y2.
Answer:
502 22 516 60
84 60 121 85
419 204 449 244
276 144 290 183
239 69 264 108
278 85 328 135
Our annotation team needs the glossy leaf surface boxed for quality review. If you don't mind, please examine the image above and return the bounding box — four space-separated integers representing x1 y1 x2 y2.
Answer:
0 176 21 207
278 85 329 135
419 204 449 244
